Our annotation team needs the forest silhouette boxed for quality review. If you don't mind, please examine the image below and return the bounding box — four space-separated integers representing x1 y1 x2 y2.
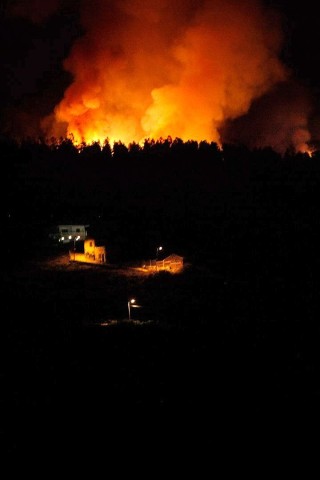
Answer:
5 135 320 268
4 136 320 451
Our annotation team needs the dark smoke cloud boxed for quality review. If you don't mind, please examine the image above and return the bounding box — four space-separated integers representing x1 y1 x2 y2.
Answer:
220 81 314 153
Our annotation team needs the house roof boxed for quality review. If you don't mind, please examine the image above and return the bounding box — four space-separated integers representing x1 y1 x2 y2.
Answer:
163 253 183 261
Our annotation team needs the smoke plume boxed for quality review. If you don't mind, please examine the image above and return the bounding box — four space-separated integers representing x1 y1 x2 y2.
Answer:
5 0 315 153
45 0 292 149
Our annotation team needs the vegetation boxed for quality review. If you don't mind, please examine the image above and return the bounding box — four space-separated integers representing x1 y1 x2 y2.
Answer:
4 136 320 451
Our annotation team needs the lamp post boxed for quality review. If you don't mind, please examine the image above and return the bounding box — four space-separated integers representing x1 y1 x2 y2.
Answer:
72 235 80 260
128 298 136 321
155 246 163 271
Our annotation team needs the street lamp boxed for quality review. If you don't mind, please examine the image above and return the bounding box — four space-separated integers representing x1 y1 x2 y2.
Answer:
128 298 136 321
155 245 163 271
72 235 80 260
127 298 142 321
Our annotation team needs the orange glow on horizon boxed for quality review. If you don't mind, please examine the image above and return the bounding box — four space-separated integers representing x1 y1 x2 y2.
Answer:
41 0 311 154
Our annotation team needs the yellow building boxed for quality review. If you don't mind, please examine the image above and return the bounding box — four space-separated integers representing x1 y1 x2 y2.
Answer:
69 237 107 264
84 238 107 263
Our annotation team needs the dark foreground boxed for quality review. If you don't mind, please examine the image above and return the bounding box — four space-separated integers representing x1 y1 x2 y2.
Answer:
3 250 320 453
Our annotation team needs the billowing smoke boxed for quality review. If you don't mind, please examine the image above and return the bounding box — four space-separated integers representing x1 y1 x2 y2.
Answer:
44 0 290 148
220 81 314 154
4 0 316 153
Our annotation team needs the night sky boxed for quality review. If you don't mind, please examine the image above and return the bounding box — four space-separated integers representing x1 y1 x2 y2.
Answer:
1 0 320 153
4 1 320 440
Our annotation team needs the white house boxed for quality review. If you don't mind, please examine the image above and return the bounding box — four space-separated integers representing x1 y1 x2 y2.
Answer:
49 224 89 244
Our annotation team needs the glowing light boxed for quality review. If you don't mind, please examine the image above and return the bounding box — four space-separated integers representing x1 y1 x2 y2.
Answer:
44 0 292 151
128 298 136 321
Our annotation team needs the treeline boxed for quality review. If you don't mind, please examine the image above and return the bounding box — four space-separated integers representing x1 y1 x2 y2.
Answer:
4 135 320 204
4 135 320 273
3 134 319 170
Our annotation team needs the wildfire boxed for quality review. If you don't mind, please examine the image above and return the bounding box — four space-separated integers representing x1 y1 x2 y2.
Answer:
3 0 317 154
301 145 315 157
45 0 292 150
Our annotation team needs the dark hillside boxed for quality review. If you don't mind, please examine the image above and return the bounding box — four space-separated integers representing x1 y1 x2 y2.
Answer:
3 139 320 452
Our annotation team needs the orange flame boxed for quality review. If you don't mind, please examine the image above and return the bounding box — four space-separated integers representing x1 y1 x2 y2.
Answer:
45 0 290 148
